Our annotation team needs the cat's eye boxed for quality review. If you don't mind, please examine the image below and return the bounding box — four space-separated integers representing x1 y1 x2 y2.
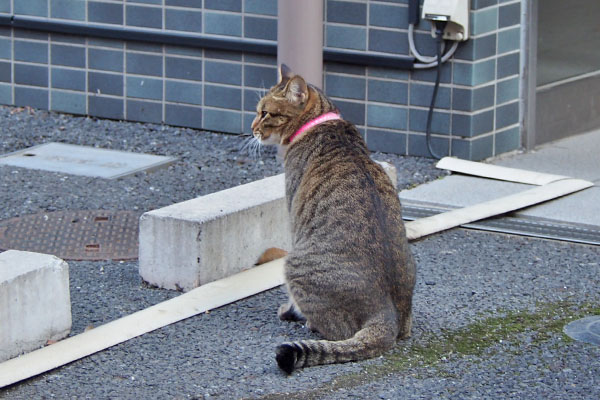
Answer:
261 111 268 118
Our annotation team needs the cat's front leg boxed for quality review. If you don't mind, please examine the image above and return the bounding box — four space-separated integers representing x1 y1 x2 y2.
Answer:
278 301 306 323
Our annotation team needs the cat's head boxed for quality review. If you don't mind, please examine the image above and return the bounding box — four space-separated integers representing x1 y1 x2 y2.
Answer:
251 64 336 146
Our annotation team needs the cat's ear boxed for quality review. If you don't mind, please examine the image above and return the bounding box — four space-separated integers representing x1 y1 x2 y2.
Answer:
278 64 294 83
285 76 308 105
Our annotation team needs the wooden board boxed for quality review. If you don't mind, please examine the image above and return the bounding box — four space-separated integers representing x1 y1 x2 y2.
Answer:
0 259 285 388
436 157 568 185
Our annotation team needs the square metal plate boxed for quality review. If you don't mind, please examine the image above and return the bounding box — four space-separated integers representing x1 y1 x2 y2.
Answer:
0 142 176 179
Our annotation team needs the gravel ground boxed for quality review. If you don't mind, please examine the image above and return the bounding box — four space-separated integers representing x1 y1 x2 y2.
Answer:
0 106 599 399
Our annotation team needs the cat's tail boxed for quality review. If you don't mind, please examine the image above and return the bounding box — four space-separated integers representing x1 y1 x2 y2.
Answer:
275 322 397 374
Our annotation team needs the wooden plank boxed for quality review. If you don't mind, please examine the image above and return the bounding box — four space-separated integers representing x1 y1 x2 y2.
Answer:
436 157 568 185
405 178 593 240
0 258 285 388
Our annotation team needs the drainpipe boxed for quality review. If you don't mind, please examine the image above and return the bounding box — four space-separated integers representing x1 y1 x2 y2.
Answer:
277 0 324 88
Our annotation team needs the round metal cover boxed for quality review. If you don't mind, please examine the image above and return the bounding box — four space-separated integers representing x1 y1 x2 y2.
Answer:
563 316 600 346
0 210 140 261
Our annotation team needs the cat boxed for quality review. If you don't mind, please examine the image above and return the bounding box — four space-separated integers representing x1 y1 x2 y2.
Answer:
251 64 416 374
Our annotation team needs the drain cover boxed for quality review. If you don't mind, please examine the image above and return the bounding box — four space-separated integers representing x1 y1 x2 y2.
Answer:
0 142 176 179
0 210 140 261
563 316 600 346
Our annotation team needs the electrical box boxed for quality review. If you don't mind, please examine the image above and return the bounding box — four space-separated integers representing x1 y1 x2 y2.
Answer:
422 0 470 41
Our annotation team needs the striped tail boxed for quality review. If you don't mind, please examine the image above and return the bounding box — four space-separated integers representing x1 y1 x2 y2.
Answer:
275 323 397 374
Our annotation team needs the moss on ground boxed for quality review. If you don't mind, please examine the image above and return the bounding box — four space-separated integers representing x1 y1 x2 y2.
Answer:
259 300 600 400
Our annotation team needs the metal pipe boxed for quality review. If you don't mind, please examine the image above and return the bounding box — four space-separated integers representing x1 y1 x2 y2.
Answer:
277 0 324 88
0 15 414 70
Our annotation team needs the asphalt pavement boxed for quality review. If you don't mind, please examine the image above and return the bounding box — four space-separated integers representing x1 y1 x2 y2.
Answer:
0 106 598 399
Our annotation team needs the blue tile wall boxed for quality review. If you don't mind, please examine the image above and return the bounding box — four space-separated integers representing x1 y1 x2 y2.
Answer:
0 0 527 160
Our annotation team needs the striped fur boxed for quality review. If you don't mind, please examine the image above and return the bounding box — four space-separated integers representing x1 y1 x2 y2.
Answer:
252 65 416 374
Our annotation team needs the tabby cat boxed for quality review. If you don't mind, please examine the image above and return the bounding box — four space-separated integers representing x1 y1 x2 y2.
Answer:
251 64 416 374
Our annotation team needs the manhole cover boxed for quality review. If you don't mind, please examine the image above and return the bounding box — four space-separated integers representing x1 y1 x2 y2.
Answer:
0 210 140 261
563 316 600 346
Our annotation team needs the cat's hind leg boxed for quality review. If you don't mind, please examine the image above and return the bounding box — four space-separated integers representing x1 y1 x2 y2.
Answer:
278 301 306 323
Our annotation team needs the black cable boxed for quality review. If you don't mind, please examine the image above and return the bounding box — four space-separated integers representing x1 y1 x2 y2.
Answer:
425 21 448 159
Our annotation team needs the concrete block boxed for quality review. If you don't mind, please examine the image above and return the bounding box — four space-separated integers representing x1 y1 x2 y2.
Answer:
139 161 397 291
0 250 71 362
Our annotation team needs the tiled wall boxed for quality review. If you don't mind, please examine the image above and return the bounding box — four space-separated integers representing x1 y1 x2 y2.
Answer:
0 0 523 160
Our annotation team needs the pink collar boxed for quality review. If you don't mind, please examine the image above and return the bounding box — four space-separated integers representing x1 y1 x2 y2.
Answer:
288 112 341 144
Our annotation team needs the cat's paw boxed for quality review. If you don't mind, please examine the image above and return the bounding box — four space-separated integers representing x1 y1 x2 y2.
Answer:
278 303 306 322
276 343 299 375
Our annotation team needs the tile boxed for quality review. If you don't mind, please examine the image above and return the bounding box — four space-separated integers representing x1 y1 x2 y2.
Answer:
204 12 241 37
367 66 409 80
472 0 498 10
453 59 496 86
498 27 520 54
88 96 124 120
497 52 520 79
244 88 263 112
244 16 277 40
326 25 366 51
88 1 123 25
496 76 519 104
126 41 162 53
369 3 407 29
14 40 48 63
0 61 10 82
368 79 408 105
0 142 176 178
409 82 451 109
452 109 494 137
88 48 124 72
242 112 255 134
453 84 495 112
15 64 48 87
51 90 86 114
369 29 408 55
165 80 202 105
244 65 277 88
203 108 241 133
165 57 203 81
470 134 495 160
204 49 242 62
129 0 162 4
167 46 204 58
205 0 241 12
327 1 367 25
14 29 48 41
0 0 9 13
244 0 277 16
499 2 520 28
51 0 86 20
0 83 12 104
326 63 366 76
50 33 86 45
127 99 163 124
127 76 163 100
495 126 520 154
495 100 519 129
409 31 440 60
205 61 242 85
471 6 498 36
51 67 85 91
126 53 163 77
454 33 496 61
204 85 242 110
51 44 86 68
408 133 449 158
366 129 406 154
165 0 202 8
411 62 452 84
15 0 48 17
408 108 450 134
0 38 10 59
88 38 124 49
335 100 365 126
367 104 407 130
88 71 123 96
126 5 162 29
325 74 366 100
165 103 202 129
165 8 202 33
15 86 48 109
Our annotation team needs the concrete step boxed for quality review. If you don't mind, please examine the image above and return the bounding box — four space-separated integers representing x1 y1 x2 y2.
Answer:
139 162 397 291
0 250 71 362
